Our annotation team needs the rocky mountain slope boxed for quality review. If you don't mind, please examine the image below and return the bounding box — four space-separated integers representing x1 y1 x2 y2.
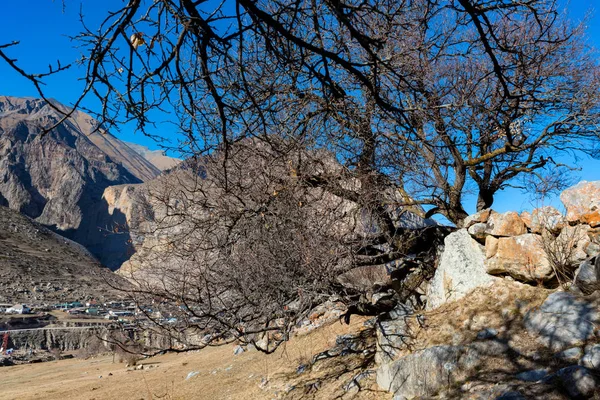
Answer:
0 96 162 268
0 205 128 303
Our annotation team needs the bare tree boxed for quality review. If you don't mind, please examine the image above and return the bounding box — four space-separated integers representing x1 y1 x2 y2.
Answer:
2 0 600 350
2 0 598 225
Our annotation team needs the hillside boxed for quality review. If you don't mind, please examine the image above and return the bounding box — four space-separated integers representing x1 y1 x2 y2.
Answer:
0 203 128 303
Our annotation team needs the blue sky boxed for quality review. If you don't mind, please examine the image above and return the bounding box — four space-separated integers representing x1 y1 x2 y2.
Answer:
1 0 599 214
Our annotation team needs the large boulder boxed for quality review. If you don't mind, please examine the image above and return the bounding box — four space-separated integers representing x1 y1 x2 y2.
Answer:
377 345 475 397
524 292 599 351
463 208 493 228
485 211 527 237
573 256 600 295
560 181 600 227
426 230 498 310
377 342 506 397
485 234 554 281
530 206 565 234
554 225 591 265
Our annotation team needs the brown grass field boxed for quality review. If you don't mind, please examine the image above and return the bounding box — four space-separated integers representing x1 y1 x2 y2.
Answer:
0 317 390 400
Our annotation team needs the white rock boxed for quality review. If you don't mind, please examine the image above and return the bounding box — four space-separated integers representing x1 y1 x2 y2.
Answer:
426 230 499 310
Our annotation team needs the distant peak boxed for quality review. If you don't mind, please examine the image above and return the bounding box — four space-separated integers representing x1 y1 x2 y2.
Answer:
124 141 181 171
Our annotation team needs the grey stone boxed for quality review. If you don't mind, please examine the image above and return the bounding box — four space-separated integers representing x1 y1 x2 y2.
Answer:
233 345 244 355
581 344 600 370
426 230 499 310
555 347 583 363
476 328 498 340
554 365 597 398
585 242 600 257
524 291 598 351
377 343 500 397
515 369 548 382
468 223 488 240
375 303 414 364
296 364 307 374
573 256 600 295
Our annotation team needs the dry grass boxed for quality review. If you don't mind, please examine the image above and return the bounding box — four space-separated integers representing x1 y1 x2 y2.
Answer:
0 316 390 400
407 280 552 353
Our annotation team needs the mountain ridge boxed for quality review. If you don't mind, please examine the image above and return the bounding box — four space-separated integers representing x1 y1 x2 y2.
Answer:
0 95 159 269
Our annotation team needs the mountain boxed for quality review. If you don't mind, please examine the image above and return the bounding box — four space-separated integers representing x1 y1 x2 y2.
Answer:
124 142 181 171
0 205 129 303
0 95 160 269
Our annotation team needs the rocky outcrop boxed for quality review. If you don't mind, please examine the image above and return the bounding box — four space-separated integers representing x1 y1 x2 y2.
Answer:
455 181 600 286
426 230 498 310
376 179 600 398
560 181 600 227
6 326 109 351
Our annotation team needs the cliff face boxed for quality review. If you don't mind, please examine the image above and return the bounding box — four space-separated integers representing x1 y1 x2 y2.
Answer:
0 96 160 268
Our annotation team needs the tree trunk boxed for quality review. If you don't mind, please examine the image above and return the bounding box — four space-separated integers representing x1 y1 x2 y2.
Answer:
476 189 494 212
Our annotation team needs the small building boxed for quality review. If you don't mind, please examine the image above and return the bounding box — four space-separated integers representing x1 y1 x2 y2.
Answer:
6 304 31 314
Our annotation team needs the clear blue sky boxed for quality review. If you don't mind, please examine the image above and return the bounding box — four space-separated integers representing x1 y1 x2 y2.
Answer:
0 0 599 214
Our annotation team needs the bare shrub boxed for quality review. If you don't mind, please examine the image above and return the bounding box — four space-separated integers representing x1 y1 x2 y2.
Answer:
76 336 106 359
49 347 62 361
535 209 584 289
116 347 142 366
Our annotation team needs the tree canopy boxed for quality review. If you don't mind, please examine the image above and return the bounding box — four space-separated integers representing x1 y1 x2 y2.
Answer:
2 0 600 351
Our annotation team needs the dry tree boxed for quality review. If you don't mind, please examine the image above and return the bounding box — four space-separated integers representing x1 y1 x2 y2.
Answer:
2 0 600 352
